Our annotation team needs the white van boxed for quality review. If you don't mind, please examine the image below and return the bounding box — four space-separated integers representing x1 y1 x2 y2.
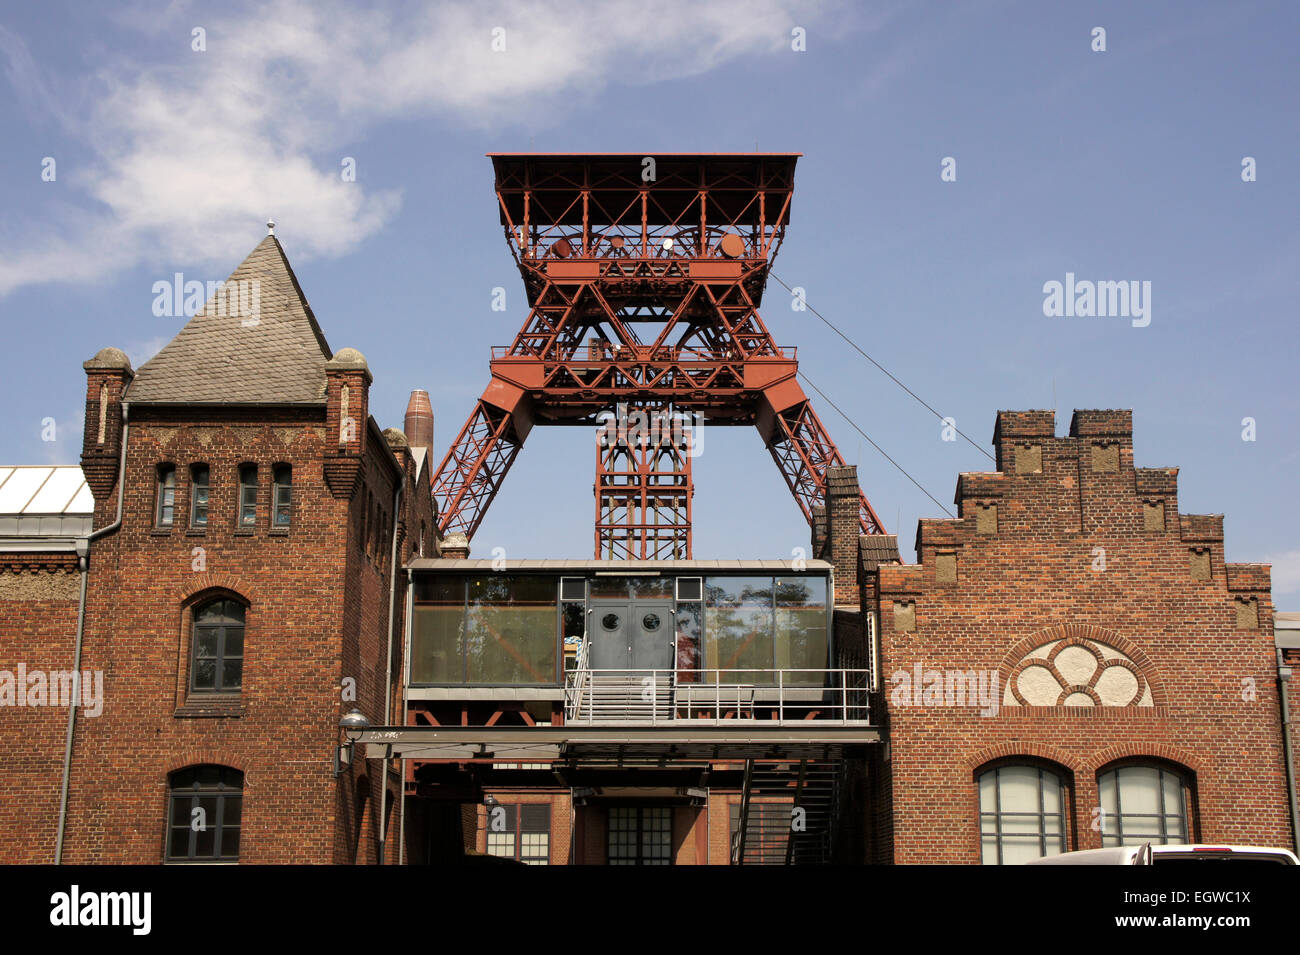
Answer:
1026 843 1298 865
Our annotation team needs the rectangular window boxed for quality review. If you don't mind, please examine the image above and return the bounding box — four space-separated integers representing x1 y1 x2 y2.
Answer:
272 464 292 527
190 465 209 527
411 576 464 683
588 575 672 600
676 577 703 601
156 465 176 526
519 806 551 864
704 576 775 682
238 465 257 527
411 575 559 685
485 803 550 865
774 575 828 683
608 806 672 865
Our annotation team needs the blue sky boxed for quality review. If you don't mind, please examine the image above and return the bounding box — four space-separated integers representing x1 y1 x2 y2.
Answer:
1 0 1297 600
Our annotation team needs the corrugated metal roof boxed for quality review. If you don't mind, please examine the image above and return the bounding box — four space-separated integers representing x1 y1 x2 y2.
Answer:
0 466 92 514
407 558 832 572
0 466 93 540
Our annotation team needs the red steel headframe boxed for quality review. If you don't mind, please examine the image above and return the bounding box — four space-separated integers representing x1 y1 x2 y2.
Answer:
430 154 886 549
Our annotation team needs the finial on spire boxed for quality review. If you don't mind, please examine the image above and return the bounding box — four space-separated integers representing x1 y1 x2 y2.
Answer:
266 218 276 236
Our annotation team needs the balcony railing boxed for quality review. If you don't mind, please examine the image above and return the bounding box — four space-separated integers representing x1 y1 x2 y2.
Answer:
564 659 871 726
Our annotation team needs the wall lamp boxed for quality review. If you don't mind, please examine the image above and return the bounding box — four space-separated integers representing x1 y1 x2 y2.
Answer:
335 708 371 777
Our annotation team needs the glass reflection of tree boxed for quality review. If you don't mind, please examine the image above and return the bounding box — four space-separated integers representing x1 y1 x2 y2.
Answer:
775 579 812 667
706 579 774 677
466 576 550 683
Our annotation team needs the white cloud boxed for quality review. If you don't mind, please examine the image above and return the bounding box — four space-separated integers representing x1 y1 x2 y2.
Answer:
0 0 848 298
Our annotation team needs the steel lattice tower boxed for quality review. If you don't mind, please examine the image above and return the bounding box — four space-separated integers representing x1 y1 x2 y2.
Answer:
432 154 885 556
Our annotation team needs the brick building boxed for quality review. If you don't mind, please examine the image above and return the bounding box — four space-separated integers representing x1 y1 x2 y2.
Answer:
1 231 1295 864
2 232 434 864
873 410 1293 863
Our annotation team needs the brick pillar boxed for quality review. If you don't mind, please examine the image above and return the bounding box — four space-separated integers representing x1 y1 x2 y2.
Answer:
80 347 133 521
441 533 470 559
323 347 373 498
826 465 859 604
992 410 1054 474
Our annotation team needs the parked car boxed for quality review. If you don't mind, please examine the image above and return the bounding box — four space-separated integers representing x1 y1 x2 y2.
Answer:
1026 843 1298 864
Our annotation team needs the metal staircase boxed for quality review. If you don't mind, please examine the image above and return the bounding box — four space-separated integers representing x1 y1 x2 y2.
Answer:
568 670 674 723
730 758 843 865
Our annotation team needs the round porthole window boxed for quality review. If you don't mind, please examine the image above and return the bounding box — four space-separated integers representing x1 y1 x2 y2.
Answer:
642 613 661 632
601 613 620 631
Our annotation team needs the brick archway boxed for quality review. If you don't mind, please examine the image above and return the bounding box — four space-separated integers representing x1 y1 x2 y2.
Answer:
965 741 1081 776
1088 743 1204 776
179 574 253 605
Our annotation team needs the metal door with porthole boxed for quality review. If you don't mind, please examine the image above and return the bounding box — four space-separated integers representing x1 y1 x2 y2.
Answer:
590 603 629 669
590 601 675 670
630 602 674 670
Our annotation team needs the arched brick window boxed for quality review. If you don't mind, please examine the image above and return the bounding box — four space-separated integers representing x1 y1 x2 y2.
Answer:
166 765 242 862
1097 762 1190 846
978 762 1069 864
191 597 245 694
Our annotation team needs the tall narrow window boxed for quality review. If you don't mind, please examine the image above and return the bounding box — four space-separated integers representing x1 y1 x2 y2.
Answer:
190 464 210 527
167 766 242 862
238 465 258 527
156 465 176 526
272 464 292 527
978 764 1068 864
191 598 245 693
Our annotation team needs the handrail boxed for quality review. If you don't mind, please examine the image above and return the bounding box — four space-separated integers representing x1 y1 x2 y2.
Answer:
563 635 592 720
563 667 872 725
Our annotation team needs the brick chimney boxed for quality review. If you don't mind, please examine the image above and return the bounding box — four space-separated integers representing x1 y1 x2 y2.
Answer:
825 465 860 604
404 390 434 467
323 347 372 498
80 347 133 519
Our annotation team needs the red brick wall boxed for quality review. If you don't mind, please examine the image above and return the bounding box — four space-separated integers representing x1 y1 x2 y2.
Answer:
877 409 1290 863
46 360 427 862
0 554 82 863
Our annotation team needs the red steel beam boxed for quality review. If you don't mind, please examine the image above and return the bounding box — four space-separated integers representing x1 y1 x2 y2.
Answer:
432 154 887 543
